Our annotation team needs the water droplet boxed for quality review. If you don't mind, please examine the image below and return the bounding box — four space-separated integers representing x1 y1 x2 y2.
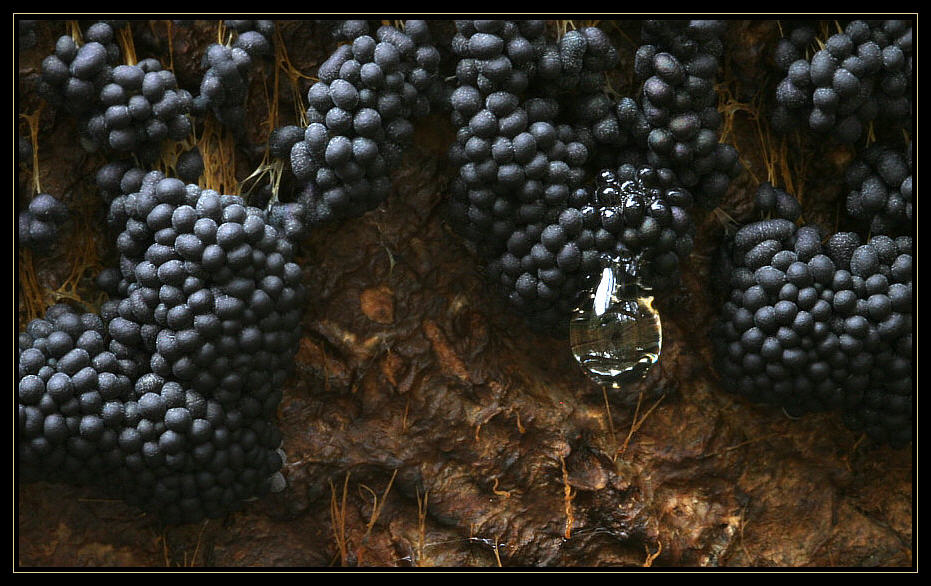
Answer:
570 255 662 388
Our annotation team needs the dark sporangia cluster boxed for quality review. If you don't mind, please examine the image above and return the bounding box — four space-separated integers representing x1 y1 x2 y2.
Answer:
37 23 120 116
318 19 373 43
17 171 306 523
445 20 711 331
286 20 446 232
537 27 650 172
96 150 205 203
771 21 818 75
193 20 275 135
463 163 697 333
269 124 306 162
448 19 627 174
38 22 194 164
535 25 620 95
239 124 306 220
175 146 206 185
753 178 803 222
95 160 145 204
18 193 70 253
771 19 914 144
448 19 545 99
476 180 599 330
593 165 696 293
713 184 913 446
445 20 602 329
844 142 913 236
634 20 740 208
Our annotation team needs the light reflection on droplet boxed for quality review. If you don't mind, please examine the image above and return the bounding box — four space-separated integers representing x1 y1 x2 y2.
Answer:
570 256 662 388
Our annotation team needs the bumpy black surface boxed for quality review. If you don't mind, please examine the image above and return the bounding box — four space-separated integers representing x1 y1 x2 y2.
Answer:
593 165 696 293
319 19 373 43
445 20 709 331
286 20 447 233
194 20 275 136
844 142 913 236
713 184 913 446
771 19 914 144
38 22 194 164
17 171 306 523
634 20 740 208
445 20 600 330
19 193 70 253
176 147 206 185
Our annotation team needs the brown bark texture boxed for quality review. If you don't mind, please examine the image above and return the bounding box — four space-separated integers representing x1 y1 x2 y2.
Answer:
15 18 914 569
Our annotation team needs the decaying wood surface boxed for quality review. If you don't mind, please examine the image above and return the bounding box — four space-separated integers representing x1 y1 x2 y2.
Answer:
15 19 913 568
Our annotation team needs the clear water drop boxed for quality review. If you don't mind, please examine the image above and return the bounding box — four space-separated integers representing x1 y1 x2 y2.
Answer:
569 255 662 388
